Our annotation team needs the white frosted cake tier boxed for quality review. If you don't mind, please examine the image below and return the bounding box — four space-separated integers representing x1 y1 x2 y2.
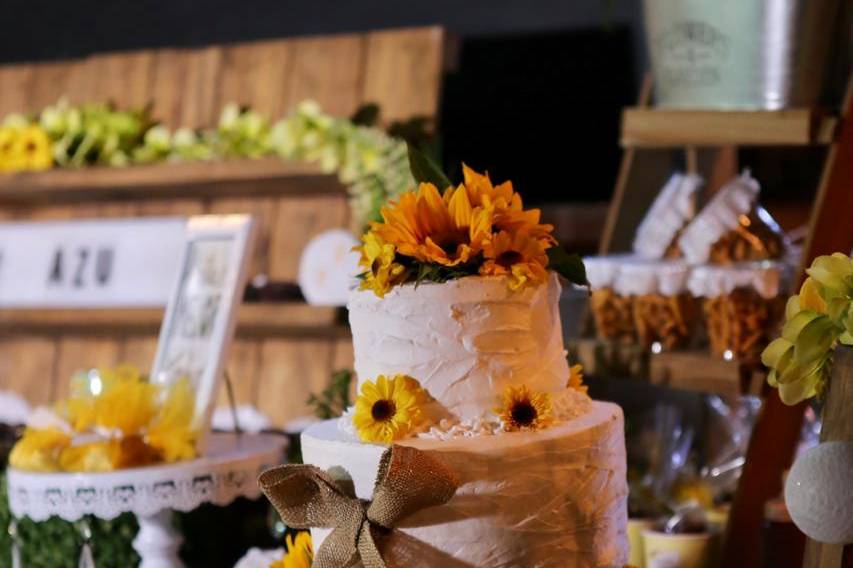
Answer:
301 401 629 568
347 273 570 421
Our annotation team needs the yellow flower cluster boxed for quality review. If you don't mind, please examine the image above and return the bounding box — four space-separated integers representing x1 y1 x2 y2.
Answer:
9 365 198 473
762 253 853 405
356 165 555 296
352 374 429 444
567 364 587 394
0 125 53 172
269 532 313 568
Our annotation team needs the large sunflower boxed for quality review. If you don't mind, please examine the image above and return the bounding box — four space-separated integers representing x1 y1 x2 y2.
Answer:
481 230 549 290
461 165 555 246
495 385 553 432
372 182 492 266
352 374 427 444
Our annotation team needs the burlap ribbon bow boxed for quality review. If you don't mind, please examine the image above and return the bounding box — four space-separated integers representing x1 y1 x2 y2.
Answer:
259 445 460 568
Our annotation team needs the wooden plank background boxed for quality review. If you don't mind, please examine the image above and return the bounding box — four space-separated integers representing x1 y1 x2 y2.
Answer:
0 26 447 426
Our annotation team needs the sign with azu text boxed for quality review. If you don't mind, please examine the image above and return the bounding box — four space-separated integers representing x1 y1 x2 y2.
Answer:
0 217 186 308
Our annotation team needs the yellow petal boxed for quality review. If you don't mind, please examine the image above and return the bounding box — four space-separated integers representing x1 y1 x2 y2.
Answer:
798 278 827 314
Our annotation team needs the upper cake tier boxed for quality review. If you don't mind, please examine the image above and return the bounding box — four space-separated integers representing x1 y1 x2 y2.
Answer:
348 272 569 421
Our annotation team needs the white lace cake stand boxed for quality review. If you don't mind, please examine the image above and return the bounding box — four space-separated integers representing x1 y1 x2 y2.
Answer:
6 432 286 568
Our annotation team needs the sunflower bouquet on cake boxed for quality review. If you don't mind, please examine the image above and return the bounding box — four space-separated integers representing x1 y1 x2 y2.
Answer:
10 365 198 473
355 146 587 297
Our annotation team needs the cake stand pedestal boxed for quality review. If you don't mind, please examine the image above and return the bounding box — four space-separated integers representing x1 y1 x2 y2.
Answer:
7 432 286 568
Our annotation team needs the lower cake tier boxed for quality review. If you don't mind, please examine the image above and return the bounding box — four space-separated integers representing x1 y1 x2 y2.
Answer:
301 401 629 568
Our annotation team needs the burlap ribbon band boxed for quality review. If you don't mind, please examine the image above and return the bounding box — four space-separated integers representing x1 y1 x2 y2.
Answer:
259 445 460 568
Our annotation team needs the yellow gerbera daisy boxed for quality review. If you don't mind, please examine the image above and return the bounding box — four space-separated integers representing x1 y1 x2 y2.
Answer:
9 428 72 472
0 126 20 172
58 438 155 473
94 378 159 436
567 364 587 394
372 182 492 266
13 125 53 171
353 374 426 444
495 385 553 432
270 532 313 568
480 230 549 290
60 365 146 433
146 377 198 462
357 231 406 297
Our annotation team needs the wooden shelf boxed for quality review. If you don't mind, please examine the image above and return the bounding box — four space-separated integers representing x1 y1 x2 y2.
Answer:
0 302 347 338
572 338 763 397
0 158 345 206
621 107 838 148
648 351 764 398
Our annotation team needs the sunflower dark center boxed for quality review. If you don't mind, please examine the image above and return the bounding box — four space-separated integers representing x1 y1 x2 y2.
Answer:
25 141 37 153
371 399 396 422
435 230 469 255
496 250 523 269
510 401 537 426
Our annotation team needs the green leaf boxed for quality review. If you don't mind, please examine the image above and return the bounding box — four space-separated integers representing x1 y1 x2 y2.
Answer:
778 366 823 405
794 316 841 365
761 337 793 368
415 263 437 287
782 310 822 342
407 142 452 190
785 295 801 321
826 297 850 324
307 369 354 419
546 247 588 286
350 103 380 127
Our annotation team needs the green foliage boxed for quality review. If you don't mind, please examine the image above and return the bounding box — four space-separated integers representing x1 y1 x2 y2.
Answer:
0 471 277 567
0 472 140 568
307 369 354 419
350 103 381 127
413 258 481 286
546 247 589 287
4 99 417 231
31 98 154 168
406 142 452 191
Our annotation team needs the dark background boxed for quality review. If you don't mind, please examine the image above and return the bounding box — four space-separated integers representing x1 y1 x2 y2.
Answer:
0 0 648 67
0 0 647 203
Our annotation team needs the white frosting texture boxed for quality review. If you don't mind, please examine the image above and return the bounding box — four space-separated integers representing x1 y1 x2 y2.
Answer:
687 262 790 299
633 172 703 258
302 402 629 568
348 273 570 421
678 172 760 264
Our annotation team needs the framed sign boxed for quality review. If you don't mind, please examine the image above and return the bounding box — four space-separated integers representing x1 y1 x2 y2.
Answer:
0 218 186 308
149 215 256 448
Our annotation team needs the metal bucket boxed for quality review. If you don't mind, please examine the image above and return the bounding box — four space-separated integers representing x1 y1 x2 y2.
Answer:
643 0 847 109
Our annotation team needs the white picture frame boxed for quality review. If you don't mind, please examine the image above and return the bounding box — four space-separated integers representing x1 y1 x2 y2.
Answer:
150 214 256 451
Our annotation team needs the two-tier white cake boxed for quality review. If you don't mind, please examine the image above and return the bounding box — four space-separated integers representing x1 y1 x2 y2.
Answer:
300 273 629 567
